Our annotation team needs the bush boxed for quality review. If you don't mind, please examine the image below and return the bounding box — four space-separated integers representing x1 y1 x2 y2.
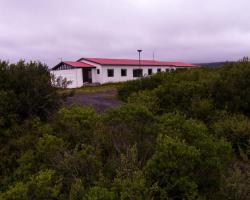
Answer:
99 104 158 163
2 58 250 199
0 169 62 200
118 59 250 119
117 72 170 101
51 105 98 147
211 113 250 160
0 60 61 122
147 113 233 198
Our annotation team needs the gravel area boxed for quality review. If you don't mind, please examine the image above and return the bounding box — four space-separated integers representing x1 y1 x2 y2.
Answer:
65 89 122 112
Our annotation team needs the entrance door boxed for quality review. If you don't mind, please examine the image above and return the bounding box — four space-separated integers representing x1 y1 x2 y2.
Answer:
82 69 92 83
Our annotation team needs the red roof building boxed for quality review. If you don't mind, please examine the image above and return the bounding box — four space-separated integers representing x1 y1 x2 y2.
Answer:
78 57 197 67
51 57 198 88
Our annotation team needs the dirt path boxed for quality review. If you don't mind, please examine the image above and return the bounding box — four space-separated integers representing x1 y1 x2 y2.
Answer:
65 89 122 112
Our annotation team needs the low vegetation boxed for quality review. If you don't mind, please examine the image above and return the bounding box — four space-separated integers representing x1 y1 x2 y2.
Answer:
0 59 250 199
63 82 124 94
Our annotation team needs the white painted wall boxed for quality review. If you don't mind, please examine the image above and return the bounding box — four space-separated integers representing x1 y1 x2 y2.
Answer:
77 59 176 84
51 69 83 88
100 65 175 84
91 68 102 84
77 60 103 84
51 65 176 88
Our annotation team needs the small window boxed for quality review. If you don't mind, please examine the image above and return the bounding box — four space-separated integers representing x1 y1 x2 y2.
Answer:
166 68 170 72
157 68 161 73
107 69 114 77
148 68 152 75
133 69 143 77
121 69 127 76
97 69 100 74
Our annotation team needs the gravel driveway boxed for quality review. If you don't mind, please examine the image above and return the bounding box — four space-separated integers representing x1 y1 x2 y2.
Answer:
65 89 122 112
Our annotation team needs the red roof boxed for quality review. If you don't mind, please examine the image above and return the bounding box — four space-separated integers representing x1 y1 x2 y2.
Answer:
52 61 95 70
63 61 94 68
79 58 197 67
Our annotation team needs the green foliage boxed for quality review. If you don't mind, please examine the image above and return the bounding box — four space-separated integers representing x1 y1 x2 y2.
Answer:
0 90 18 128
211 113 250 160
2 59 250 199
160 114 231 197
156 80 209 115
84 186 115 200
127 90 160 113
211 58 250 115
119 59 250 119
146 113 232 199
52 105 98 146
0 60 61 122
0 181 28 200
61 144 101 185
36 133 67 169
112 146 148 200
0 118 44 189
218 160 250 200
146 135 200 199
0 169 62 200
99 104 158 163
69 179 85 200
117 72 169 101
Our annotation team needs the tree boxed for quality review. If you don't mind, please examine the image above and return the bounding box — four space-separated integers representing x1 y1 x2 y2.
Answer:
146 135 201 199
127 90 160 113
0 60 62 122
99 104 158 164
51 105 98 147
211 113 250 160
112 146 148 200
145 113 232 199
219 160 250 200
83 186 115 200
0 169 62 200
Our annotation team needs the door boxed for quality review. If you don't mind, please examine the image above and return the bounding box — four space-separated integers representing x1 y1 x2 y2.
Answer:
82 69 92 83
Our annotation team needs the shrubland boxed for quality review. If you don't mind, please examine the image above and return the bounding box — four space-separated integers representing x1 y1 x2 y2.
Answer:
1 59 250 199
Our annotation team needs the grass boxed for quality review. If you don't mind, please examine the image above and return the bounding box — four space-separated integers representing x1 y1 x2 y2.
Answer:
61 82 124 94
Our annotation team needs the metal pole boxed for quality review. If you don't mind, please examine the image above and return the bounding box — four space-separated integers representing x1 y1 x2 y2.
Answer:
137 49 142 77
137 49 142 65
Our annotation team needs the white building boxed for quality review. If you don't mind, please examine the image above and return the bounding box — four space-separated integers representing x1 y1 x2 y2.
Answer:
51 57 197 88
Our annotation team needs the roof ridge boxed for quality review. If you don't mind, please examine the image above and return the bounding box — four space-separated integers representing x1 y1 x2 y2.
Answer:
76 57 197 67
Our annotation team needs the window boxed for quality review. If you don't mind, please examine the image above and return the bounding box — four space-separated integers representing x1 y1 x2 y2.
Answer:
148 68 152 75
58 64 73 70
133 69 143 77
166 68 170 72
107 69 114 77
157 68 161 73
121 69 127 76
97 69 100 74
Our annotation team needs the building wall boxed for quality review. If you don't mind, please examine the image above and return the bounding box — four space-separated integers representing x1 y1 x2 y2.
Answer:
100 65 175 84
51 68 83 88
77 59 177 84
51 65 177 88
78 60 103 84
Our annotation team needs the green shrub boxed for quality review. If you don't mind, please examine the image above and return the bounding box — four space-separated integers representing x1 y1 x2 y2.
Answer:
0 60 61 122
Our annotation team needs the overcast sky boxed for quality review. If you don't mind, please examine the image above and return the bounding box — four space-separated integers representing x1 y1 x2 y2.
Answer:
0 0 250 66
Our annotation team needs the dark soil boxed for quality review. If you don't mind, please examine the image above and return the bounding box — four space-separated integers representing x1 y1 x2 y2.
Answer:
65 89 122 112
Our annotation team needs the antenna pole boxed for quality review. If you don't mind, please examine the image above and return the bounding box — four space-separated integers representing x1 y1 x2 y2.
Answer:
137 49 143 77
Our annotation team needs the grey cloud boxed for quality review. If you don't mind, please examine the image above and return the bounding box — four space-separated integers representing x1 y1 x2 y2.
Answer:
0 0 250 67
